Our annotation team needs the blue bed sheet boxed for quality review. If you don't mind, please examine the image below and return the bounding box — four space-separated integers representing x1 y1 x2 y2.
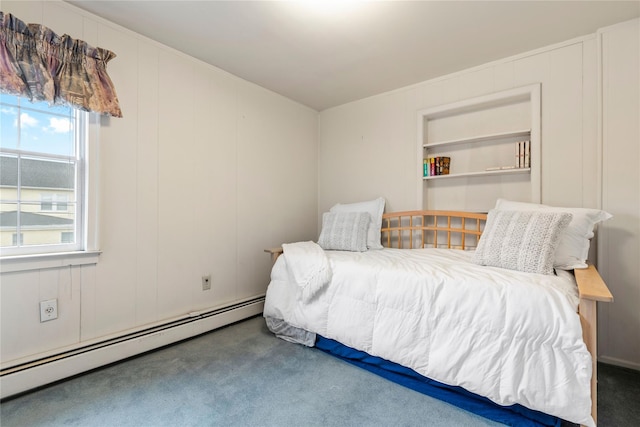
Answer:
315 335 561 427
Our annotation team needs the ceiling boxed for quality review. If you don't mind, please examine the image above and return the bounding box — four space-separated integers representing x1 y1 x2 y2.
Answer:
66 1 640 111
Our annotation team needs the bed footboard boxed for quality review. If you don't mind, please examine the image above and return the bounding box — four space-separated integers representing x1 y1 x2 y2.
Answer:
575 265 614 425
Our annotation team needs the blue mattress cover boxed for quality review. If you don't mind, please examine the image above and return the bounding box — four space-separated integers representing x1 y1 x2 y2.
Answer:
315 335 561 427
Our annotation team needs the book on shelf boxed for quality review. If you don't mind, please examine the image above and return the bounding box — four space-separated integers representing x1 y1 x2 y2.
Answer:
440 157 450 175
515 140 531 168
423 157 451 176
516 141 522 168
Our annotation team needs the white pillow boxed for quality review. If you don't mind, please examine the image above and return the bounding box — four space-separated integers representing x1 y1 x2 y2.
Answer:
474 210 573 275
494 199 612 269
318 211 370 252
329 197 385 250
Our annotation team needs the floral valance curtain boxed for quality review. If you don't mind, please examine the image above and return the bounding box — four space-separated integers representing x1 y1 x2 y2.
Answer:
0 12 122 117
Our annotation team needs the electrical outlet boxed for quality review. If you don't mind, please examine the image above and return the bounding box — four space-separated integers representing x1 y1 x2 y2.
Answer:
40 299 58 322
202 275 211 291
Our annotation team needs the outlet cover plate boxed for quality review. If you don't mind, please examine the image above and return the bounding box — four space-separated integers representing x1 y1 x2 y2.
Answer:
202 275 211 291
40 299 58 322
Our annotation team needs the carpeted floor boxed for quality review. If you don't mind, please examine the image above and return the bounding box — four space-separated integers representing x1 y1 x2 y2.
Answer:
1 316 637 426
596 361 640 426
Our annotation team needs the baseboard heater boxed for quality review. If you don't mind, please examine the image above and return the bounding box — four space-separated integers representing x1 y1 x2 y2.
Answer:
0 297 265 400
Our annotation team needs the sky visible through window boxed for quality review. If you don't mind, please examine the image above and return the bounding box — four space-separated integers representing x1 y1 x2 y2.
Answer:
1 94 75 157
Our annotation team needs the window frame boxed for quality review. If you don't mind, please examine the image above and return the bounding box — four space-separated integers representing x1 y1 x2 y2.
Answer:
0 96 89 257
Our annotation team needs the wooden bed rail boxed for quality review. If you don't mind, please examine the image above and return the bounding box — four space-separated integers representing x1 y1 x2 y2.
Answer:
381 210 487 250
575 264 614 425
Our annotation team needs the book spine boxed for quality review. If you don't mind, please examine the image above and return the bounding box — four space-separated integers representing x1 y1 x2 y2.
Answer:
441 156 450 175
430 157 436 176
423 158 428 177
515 142 520 168
524 140 530 168
518 141 525 168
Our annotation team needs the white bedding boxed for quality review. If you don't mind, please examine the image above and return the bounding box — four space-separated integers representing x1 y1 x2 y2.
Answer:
263 245 594 426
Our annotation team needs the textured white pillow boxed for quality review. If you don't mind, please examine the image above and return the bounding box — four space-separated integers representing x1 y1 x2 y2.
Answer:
474 210 573 275
494 199 612 269
318 211 370 252
329 197 385 250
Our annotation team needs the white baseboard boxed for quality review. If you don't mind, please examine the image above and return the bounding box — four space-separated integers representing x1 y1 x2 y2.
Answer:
0 299 264 400
598 355 640 371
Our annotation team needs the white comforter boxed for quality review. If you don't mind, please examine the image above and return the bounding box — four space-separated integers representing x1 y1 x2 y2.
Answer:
263 244 594 426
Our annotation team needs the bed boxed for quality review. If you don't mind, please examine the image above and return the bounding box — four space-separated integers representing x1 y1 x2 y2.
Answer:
263 200 613 427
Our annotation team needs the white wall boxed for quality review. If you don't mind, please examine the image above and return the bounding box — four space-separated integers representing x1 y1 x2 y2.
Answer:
319 38 597 213
318 22 639 368
1 1 318 364
598 19 640 370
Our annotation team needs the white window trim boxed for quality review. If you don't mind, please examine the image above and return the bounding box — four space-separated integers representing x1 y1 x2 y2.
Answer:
0 250 101 273
84 112 101 253
0 104 101 267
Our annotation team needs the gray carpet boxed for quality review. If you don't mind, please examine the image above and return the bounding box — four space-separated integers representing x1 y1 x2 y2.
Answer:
597 362 640 426
0 316 637 426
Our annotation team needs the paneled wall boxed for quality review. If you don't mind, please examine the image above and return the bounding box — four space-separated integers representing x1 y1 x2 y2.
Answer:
1 1 318 364
319 39 596 213
318 22 639 368
598 19 640 369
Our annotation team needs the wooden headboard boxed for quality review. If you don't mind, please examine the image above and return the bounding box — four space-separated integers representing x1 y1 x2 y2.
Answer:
381 210 487 250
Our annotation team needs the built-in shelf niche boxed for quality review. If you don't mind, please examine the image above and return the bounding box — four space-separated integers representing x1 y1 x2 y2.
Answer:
417 84 541 211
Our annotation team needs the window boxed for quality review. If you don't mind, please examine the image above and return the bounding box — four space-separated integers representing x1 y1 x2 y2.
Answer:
40 195 53 211
1 94 87 256
56 195 69 211
40 194 69 211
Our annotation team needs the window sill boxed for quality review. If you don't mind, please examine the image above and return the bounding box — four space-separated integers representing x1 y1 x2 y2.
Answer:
0 251 101 273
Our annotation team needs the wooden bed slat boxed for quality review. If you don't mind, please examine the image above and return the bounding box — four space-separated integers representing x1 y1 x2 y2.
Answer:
381 210 486 250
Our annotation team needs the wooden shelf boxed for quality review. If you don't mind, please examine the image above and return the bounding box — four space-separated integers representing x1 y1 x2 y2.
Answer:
417 83 541 209
423 168 530 180
423 129 531 149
